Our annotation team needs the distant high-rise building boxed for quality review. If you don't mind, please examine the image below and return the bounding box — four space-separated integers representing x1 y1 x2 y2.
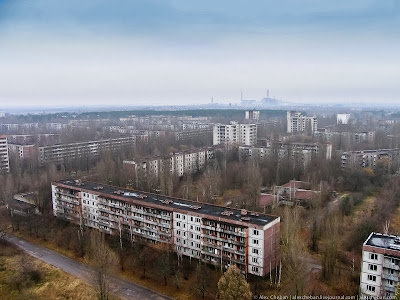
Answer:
213 122 257 146
286 111 318 135
0 135 10 172
337 113 351 125
245 110 260 121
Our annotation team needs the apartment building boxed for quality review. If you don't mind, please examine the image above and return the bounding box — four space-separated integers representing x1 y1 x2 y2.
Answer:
38 136 136 165
239 142 332 165
341 149 400 170
360 232 400 297
213 122 257 147
52 179 280 276
286 111 318 135
8 144 37 160
0 135 10 172
1 123 39 132
337 113 351 125
174 128 213 144
245 110 260 121
6 134 60 146
123 147 217 180
315 129 375 146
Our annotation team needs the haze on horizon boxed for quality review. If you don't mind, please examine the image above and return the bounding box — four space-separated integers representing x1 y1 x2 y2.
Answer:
0 0 399 107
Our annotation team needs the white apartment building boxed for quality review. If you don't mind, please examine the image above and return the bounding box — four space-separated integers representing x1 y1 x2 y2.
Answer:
0 135 10 172
52 179 280 277
360 233 400 297
287 111 318 135
213 122 257 146
337 113 351 125
245 110 260 121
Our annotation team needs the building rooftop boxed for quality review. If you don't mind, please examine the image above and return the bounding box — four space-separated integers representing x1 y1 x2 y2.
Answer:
54 179 278 227
365 232 400 252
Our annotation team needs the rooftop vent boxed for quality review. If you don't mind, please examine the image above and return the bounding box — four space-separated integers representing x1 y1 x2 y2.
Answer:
93 186 104 190
161 199 174 204
221 210 234 216
250 212 259 217
241 217 250 221
113 190 124 195
395 236 400 245
74 179 84 186
190 205 202 210
241 209 247 216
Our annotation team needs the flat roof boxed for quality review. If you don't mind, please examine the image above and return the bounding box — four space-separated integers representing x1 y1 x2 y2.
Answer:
54 179 278 227
365 232 400 251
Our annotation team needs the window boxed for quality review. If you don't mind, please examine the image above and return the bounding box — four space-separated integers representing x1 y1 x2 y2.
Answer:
253 229 259 236
252 249 259 255
177 222 181 227
252 257 258 263
190 217 193 222
176 214 180 219
366 285 375 292
253 239 259 245
367 275 376 282
183 215 185 220
252 266 259 272
369 253 378 260
388 280 394 286
368 264 377 271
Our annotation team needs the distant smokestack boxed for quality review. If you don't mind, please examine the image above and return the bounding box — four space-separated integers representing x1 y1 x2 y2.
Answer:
267 90 270 98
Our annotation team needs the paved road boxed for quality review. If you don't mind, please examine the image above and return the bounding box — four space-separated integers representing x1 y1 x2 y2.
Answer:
7 235 172 300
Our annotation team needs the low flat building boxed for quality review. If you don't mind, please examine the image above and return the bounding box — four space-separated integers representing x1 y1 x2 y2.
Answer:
360 232 400 298
7 192 39 216
52 179 280 277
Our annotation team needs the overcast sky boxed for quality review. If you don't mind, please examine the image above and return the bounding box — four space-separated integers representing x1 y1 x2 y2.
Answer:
0 0 399 107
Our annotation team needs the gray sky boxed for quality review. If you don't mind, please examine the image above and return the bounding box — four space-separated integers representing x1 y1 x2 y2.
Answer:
0 0 399 106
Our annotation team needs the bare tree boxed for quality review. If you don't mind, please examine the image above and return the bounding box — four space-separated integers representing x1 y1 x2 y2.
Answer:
89 231 117 300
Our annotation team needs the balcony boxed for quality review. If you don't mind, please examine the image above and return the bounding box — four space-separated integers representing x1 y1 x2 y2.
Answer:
384 285 396 293
383 262 400 270
382 273 398 281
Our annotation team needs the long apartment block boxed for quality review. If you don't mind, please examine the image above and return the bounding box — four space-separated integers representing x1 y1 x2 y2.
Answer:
360 233 400 297
123 146 219 179
240 141 332 162
52 179 280 277
341 148 400 170
39 136 136 165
